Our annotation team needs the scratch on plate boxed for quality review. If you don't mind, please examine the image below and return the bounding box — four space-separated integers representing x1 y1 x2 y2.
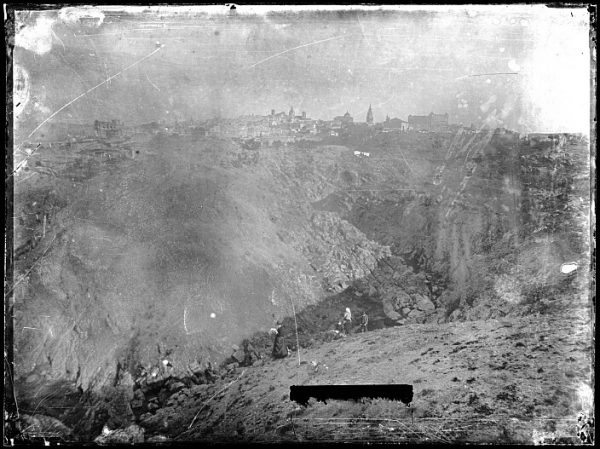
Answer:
247 34 354 69
145 72 161 91
183 306 189 334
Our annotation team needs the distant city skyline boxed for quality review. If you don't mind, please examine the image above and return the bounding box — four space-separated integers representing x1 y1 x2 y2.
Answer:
12 5 591 145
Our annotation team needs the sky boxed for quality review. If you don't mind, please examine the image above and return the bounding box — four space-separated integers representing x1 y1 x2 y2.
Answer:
12 5 592 140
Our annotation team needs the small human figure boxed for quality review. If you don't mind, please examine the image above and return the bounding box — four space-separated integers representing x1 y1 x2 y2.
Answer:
360 311 369 333
342 308 352 335
271 321 288 359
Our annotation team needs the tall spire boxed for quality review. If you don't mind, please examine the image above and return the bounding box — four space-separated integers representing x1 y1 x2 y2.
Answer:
366 104 373 124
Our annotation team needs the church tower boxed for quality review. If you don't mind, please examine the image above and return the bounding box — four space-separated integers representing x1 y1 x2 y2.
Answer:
366 104 373 125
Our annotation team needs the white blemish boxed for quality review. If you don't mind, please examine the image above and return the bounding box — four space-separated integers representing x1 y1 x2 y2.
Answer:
15 13 55 55
577 383 593 410
499 47 505 53
560 262 578 274
58 6 105 27
210 312 216 319
34 102 51 115
508 59 521 72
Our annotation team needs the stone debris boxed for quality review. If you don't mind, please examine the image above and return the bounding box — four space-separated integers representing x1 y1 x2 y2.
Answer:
93 424 144 445
146 434 171 443
20 414 73 441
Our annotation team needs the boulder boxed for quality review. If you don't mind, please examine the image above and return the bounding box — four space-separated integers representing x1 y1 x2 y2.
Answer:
449 309 462 321
190 384 209 397
395 291 412 307
146 434 171 443
20 414 73 440
382 299 402 321
93 424 144 445
130 389 145 410
401 307 411 316
168 381 185 393
226 362 239 371
188 361 203 375
408 309 424 319
414 295 435 312
232 350 246 364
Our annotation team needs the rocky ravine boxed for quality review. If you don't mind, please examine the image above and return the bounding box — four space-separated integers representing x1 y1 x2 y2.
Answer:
7 130 592 443
11 134 394 393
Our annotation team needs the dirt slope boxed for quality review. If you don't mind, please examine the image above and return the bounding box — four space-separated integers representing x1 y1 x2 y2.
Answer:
12 134 391 390
136 300 592 444
9 130 592 444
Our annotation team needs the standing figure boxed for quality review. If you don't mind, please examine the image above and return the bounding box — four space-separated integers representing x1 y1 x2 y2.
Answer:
271 321 288 359
360 311 369 333
342 307 353 335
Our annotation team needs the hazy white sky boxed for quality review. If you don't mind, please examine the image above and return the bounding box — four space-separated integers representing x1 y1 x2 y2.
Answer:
13 5 591 136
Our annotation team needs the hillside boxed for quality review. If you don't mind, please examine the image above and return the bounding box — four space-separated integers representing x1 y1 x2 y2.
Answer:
7 128 593 444
161 306 592 444
15 302 590 444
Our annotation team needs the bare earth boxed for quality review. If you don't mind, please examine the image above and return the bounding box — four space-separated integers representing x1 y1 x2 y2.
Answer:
136 299 592 444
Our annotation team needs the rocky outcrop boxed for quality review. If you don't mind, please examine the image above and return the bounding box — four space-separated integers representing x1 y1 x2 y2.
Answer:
93 424 145 445
10 128 589 427
12 137 391 393
19 414 74 441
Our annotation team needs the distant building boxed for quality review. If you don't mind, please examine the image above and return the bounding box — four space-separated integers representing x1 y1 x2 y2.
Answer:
366 104 373 125
383 116 409 132
430 112 449 131
407 112 449 132
94 119 123 138
332 111 354 129
269 110 288 126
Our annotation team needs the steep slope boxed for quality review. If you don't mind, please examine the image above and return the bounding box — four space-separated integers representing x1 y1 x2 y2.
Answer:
12 134 390 392
9 129 592 444
131 303 592 444
314 130 591 325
